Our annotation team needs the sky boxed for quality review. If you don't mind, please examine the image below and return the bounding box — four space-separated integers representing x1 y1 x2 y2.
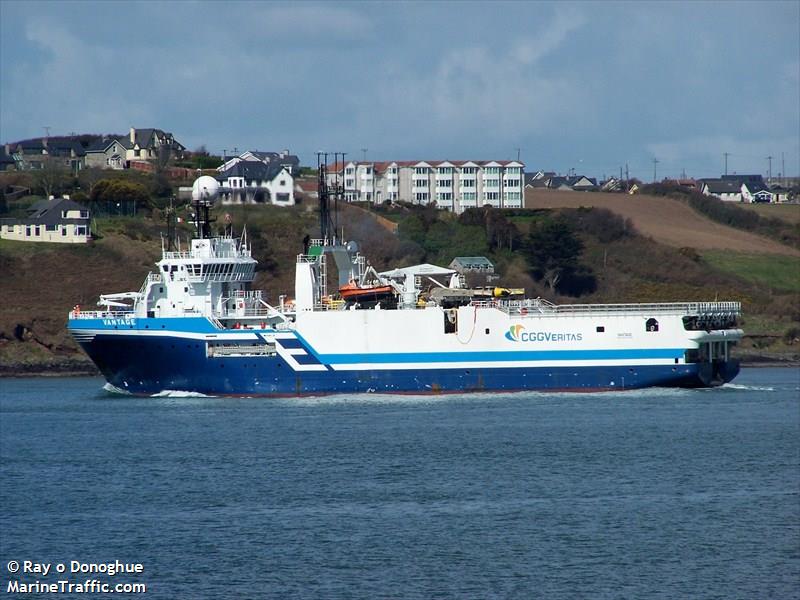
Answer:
1 0 798 181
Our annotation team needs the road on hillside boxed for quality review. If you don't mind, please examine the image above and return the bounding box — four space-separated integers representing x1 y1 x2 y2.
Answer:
525 190 799 256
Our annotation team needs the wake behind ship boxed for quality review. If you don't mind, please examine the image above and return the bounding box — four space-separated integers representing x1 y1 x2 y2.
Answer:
67 173 742 396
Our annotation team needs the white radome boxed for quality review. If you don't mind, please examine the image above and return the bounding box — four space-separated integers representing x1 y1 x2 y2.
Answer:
191 176 220 202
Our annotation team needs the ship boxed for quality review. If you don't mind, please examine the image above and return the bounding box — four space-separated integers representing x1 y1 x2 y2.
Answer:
67 168 743 396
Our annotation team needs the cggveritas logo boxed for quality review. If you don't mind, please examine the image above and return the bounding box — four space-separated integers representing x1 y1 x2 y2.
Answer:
505 325 582 342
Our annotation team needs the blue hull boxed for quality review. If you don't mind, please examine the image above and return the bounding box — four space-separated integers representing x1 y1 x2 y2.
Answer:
76 333 739 396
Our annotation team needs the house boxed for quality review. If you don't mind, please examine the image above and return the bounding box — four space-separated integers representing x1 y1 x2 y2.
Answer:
84 137 127 170
116 127 185 165
525 171 556 188
769 184 790 203
449 256 495 274
741 180 773 203
325 159 525 214
567 175 597 191
449 256 497 285
217 161 296 206
294 177 318 203
7 139 86 173
601 177 623 192
699 179 743 202
0 197 91 243
217 150 300 175
544 176 571 190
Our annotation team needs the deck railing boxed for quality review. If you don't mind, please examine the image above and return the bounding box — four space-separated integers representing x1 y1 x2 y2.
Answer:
471 299 741 317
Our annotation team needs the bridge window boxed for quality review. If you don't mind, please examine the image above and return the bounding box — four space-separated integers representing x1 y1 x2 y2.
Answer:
596 326 605 332
646 318 659 332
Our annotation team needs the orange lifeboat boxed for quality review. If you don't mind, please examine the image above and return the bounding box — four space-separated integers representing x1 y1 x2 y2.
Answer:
338 280 394 302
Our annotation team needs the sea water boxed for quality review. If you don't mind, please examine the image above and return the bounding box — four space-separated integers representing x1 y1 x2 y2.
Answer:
1 368 798 599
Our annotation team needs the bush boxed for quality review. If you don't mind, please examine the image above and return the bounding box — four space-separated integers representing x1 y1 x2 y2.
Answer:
91 179 150 207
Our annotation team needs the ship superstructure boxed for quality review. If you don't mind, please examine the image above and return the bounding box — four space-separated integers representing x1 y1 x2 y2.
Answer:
67 173 743 396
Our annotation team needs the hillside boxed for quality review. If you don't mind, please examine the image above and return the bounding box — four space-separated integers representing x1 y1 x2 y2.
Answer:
524 189 800 256
1 197 798 375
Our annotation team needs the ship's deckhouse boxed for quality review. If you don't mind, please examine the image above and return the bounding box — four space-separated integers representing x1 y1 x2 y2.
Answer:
142 236 258 319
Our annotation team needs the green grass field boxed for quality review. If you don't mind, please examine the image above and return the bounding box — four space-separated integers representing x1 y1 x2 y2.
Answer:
703 251 800 293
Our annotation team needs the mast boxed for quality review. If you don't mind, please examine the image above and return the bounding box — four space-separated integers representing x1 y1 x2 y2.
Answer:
317 152 344 244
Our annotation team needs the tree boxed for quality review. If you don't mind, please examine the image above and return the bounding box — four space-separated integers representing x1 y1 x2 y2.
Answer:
30 155 68 199
525 219 584 292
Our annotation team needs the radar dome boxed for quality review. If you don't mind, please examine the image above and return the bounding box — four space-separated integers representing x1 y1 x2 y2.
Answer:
191 176 220 202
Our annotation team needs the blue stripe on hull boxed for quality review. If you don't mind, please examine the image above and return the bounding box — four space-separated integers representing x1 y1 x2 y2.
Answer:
76 333 736 396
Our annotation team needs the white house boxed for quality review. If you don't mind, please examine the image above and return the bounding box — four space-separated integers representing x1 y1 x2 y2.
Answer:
0 197 91 243
217 161 296 206
701 179 743 202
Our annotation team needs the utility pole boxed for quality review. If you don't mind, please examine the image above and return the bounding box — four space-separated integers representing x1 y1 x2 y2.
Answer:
516 148 521 162
652 158 659 182
782 152 786 185
767 155 773 183
625 163 629 183
43 126 51 139
723 152 729 176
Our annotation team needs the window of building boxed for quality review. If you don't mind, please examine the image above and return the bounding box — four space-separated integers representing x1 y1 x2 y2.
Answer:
26 226 31 236
437 179 452 187
461 167 477 174
484 167 499 174
415 192 429 201
505 179 520 187
415 167 427 175
461 179 475 188
413 179 428 188
485 179 500 188
461 192 476 201
438 167 452 174
76 226 87 236
646 318 659 332
46 224 57 231
485 192 499 201
61 227 67 236
34 226 41 236
436 192 452 201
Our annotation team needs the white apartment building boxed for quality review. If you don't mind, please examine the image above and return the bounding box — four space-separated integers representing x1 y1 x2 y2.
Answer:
327 160 525 213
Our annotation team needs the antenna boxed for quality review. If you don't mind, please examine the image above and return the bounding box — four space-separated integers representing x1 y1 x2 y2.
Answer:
723 152 730 176
43 126 51 139
766 155 773 183
361 148 367 162
652 157 659 182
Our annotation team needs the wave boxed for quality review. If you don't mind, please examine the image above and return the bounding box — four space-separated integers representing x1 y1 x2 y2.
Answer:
102 382 132 395
150 390 215 398
719 383 775 392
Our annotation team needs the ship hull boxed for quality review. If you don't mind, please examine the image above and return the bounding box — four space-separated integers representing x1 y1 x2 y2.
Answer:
74 331 738 396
